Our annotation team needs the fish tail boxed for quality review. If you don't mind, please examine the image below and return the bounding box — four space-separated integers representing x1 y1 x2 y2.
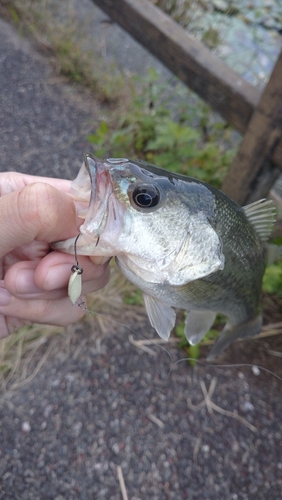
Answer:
207 314 262 361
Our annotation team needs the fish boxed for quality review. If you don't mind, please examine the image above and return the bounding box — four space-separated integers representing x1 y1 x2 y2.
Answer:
53 154 276 359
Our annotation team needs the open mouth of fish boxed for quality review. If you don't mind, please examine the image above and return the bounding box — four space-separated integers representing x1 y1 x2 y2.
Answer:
53 155 122 256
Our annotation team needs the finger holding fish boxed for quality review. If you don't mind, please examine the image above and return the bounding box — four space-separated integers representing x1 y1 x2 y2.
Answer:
4 253 110 297
0 253 110 337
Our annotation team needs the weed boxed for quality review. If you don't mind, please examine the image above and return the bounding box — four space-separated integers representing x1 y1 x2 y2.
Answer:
0 324 63 391
262 237 282 297
1 0 125 104
263 262 282 296
123 288 144 307
89 68 236 187
154 0 222 49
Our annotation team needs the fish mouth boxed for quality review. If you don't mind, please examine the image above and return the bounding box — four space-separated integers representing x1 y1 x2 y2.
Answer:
53 155 113 255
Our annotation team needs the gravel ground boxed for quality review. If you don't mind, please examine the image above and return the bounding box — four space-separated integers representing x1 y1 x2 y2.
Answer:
0 14 282 500
0 16 100 179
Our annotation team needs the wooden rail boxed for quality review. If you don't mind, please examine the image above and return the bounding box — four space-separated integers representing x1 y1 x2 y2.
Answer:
92 0 282 204
222 50 282 204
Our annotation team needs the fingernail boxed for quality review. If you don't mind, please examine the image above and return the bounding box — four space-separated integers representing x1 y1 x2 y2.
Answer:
89 256 111 265
0 287 12 306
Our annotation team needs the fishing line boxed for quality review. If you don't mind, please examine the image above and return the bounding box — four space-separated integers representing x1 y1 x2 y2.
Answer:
71 233 84 277
77 294 282 383
69 235 282 383
170 358 282 383
74 233 81 267
76 298 174 364
76 294 282 383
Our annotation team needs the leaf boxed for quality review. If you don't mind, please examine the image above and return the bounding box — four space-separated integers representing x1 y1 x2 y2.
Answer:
99 121 109 134
262 262 282 296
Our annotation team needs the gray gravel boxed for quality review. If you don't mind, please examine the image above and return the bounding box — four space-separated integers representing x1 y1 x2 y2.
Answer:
0 16 101 179
0 14 282 500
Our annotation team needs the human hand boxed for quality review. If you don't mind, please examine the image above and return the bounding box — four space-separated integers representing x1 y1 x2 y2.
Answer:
0 172 110 337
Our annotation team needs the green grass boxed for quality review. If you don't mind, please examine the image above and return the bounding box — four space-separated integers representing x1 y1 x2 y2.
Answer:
263 261 282 296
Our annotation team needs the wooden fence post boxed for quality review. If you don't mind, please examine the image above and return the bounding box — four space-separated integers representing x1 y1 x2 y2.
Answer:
222 49 282 205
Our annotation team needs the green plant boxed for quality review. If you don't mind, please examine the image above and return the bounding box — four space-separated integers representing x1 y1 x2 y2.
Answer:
123 288 144 306
262 237 282 296
154 0 222 50
89 68 236 187
262 261 282 296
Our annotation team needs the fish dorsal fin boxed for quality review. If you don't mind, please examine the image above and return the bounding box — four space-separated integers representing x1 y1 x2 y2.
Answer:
143 294 176 340
243 199 276 242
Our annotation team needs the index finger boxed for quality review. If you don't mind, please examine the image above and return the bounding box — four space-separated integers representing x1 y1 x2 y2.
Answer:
0 182 78 258
0 171 72 196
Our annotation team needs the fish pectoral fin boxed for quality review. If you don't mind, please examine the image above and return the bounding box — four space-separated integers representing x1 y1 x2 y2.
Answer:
207 314 262 361
143 294 176 341
184 310 216 345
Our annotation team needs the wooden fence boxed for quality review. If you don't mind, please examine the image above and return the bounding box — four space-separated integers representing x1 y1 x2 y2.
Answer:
92 0 282 205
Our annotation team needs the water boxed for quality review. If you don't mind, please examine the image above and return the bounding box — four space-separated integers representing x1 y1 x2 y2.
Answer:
157 0 282 88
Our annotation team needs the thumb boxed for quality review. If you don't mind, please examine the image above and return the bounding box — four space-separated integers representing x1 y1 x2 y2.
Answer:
0 182 79 258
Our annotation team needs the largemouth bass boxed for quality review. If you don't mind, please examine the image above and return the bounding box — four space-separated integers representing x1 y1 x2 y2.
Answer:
54 155 276 359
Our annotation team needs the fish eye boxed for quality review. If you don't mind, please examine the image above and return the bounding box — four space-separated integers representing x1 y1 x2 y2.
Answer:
132 184 160 208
